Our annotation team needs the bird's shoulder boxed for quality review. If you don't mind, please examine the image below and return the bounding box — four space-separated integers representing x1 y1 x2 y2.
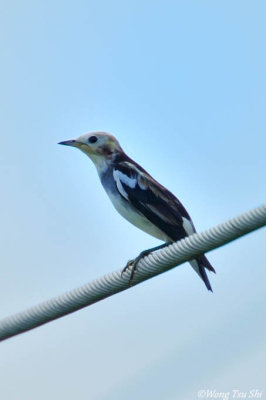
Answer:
112 154 165 199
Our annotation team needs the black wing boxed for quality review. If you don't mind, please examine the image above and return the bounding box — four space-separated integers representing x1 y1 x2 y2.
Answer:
113 160 195 242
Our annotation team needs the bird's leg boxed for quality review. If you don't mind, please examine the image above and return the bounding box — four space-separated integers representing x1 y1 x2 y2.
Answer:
121 242 171 286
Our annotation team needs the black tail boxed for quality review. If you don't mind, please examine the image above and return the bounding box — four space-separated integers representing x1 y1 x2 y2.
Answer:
189 255 215 292
197 254 216 274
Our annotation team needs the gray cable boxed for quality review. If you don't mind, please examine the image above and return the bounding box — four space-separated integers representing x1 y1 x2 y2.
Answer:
0 204 265 342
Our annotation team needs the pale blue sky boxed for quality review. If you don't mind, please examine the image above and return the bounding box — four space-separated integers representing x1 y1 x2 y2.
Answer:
0 1 265 399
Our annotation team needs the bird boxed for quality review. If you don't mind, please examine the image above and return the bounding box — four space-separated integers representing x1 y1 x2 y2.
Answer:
59 132 215 291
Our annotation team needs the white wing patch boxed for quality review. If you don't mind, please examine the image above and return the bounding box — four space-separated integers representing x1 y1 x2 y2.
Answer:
113 169 137 200
182 217 195 236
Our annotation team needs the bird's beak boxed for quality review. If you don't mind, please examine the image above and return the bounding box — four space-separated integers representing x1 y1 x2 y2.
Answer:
58 140 82 148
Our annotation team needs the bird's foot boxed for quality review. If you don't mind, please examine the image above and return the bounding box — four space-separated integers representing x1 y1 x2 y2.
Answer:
121 249 152 286
121 243 170 286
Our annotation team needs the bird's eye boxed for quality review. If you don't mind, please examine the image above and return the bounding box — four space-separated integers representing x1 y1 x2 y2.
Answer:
88 136 98 144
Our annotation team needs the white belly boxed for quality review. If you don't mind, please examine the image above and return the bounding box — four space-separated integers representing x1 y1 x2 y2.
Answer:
107 190 168 242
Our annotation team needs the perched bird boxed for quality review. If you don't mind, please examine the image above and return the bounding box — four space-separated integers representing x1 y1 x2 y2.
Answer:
59 132 215 291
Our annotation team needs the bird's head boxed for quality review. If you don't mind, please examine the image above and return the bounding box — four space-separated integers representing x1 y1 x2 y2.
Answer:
59 132 123 171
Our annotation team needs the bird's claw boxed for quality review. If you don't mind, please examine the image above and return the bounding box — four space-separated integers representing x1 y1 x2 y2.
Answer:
121 258 141 286
121 259 133 276
121 247 153 285
121 245 169 285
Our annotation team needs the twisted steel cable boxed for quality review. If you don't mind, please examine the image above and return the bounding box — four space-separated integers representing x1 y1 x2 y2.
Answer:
0 204 265 342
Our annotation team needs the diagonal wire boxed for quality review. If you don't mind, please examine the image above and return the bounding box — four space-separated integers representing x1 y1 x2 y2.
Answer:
0 204 265 342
